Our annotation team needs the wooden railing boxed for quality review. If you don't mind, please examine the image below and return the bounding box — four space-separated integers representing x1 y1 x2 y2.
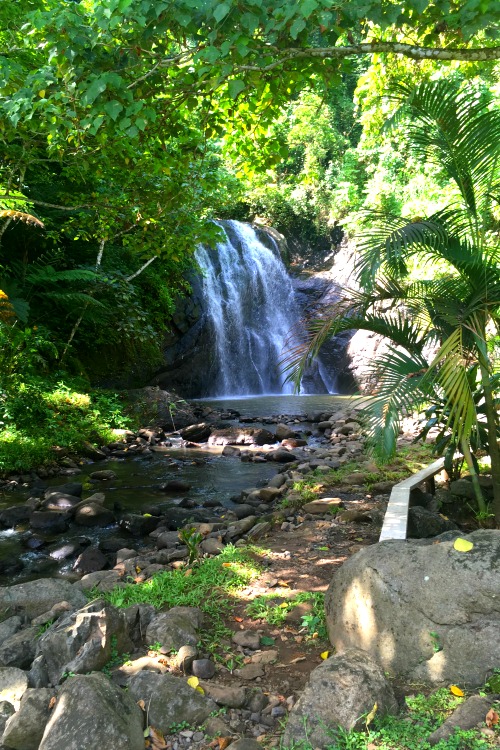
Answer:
379 457 446 541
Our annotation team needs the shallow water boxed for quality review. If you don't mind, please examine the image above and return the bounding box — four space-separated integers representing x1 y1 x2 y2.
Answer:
0 394 356 583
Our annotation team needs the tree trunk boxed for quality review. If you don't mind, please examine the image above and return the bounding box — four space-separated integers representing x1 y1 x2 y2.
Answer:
478 357 500 525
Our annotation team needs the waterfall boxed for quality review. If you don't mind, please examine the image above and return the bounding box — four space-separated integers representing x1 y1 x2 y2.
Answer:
195 221 300 396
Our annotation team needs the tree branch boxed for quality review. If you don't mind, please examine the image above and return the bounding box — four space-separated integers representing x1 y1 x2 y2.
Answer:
236 43 500 72
126 255 157 281
0 195 91 211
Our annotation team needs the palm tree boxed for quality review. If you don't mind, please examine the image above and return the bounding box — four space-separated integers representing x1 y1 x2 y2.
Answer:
283 79 500 524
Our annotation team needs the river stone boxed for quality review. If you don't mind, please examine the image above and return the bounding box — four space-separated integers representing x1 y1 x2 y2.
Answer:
200 538 225 555
179 423 212 442
145 606 203 651
0 627 38 669
2 687 55 750
200 684 246 708
268 473 286 488
0 506 32 528
257 487 282 503
267 449 297 463
37 599 133 684
275 424 297 440
41 493 81 512
208 427 275 447
29 511 69 533
282 649 397 748
72 547 109 575
407 506 458 538
127 672 217 732
0 579 86 621
325 529 500 686
89 470 116 481
78 570 122 592
45 483 82 498
156 530 181 549
232 631 261 650
428 695 495 745
160 479 192 492
192 658 216 679
74 503 115 527
0 668 28 709
120 513 159 536
38 673 144 750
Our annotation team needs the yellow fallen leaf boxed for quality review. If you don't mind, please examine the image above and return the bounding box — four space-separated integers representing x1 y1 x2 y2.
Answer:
195 686 205 694
187 676 199 689
279 602 289 609
453 538 474 552
222 563 232 568
450 685 464 697
143 513 152 517
320 651 329 660
365 702 378 728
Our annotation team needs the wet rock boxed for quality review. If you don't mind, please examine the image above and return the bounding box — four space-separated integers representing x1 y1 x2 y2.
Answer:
48 539 89 561
192 659 216 679
160 479 192 493
0 579 86 623
30 511 70 533
45 483 82 498
222 445 241 457
41 493 81 512
267 450 297 463
38 673 144 750
179 423 212 442
37 600 133 684
72 547 109 575
127 672 217 732
0 506 32 528
74 503 115 527
275 424 297 440
208 428 275 447
283 649 397 747
428 696 494 745
2 687 55 750
145 607 203 651
120 513 159 536
89 470 116 481
0 668 28 709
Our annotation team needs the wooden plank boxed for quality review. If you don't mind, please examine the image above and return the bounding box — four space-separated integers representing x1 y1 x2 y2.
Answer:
379 457 446 542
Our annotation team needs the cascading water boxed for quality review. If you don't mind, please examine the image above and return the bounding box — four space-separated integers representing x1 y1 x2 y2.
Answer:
195 221 301 396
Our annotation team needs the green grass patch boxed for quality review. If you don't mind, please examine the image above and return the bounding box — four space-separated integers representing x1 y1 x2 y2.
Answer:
91 545 262 653
246 591 327 639
281 688 497 750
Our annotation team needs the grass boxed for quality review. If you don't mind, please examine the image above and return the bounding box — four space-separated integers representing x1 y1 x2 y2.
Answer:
0 378 134 474
246 591 327 639
91 545 262 654
282 688 498 750
280 443 436 512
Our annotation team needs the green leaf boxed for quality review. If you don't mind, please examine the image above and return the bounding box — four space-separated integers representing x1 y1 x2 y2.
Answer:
290 17 306 39
103 100 123 121
228 79 245 99
300 0 319 18
213 3 230 22
260 636 275 646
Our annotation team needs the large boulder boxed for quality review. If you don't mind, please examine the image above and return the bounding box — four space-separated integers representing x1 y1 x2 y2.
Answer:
2 687 55 750
0 579 86 620
37 600 133 684
282 649 397 748
145 607 203 651
127 672 217 732
208 427 275 446
38 673 144 750
325 529 500 686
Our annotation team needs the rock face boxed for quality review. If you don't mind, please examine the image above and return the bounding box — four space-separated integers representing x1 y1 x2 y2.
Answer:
127 672 217 732
38 673 144 750
282 649 397 748
325 530 500 686
37 600 133 684
0 580 86 620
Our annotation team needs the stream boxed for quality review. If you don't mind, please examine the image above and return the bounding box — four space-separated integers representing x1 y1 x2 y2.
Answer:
0 395 351 585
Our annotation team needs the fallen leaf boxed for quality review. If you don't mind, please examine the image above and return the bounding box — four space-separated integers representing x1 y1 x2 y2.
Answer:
187 676 200 689
222 563 233 568
318 546 329 551
279 602 289 609
195 685 205 694
450 685 465 697
278 580 291 586
290 656 306 664
184 568 193 577
48 697 56 710
365 702 378 728
486 709 499 727
218 737 231 750
320 651 329 660
234 617 243 622
453 538 474 552
354 537 363 542
137 699 146 711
